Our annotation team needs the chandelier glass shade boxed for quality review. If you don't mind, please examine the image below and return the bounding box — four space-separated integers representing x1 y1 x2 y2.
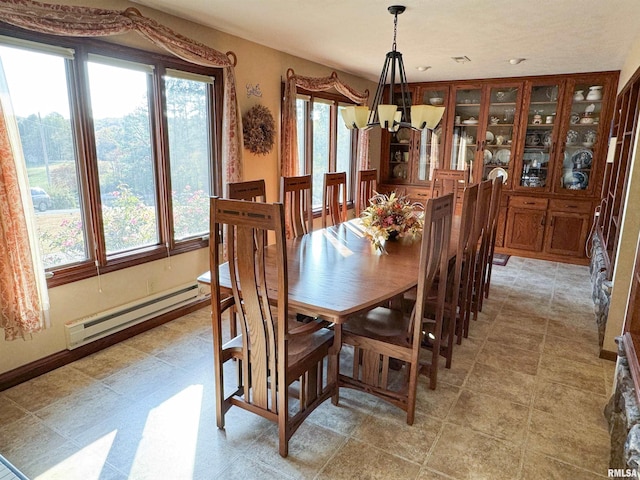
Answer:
341 5 445 132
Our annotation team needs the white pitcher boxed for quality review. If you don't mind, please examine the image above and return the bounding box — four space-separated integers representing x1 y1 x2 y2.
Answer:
586 86 603 101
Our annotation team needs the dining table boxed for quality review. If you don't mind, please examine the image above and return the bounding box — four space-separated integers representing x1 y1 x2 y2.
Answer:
197 217 459 398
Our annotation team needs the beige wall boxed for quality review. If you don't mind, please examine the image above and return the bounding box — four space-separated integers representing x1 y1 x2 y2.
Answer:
602 35 640 354
0 0 377 374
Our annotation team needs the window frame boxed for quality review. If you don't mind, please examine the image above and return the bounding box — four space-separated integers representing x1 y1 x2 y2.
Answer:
295 86 358 212
0 25 223 288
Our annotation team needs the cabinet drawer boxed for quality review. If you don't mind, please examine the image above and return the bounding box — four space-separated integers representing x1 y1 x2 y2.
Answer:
549 199 592 214
509 196 548 210
404 186 431 203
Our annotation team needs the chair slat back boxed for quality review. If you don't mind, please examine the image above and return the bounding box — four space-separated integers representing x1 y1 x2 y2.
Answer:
280 174 313 238
322 172 347 228
466 179 493 323
356 169 377 216
409 193 454 391
411 194 453 339
210 197 287 413
227 179 266 202
228 179 268 245
480 176 504 300
429 168 467 203
470 179 493 248
454 184 479 341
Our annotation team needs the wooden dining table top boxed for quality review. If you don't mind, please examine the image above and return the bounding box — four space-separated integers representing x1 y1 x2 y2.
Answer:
198 217 459 325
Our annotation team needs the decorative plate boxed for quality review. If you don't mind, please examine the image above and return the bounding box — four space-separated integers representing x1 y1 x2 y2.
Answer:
571 148 593 167
495 149 511 165
393 163 408 179
396 128 411 143
525 133 540 146
566 129 579 145
486 131 495 144
563 171 588 189
487 167 508 184
484 149 493 164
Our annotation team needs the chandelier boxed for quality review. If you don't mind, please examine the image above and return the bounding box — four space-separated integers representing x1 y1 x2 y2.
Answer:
341 5 445 132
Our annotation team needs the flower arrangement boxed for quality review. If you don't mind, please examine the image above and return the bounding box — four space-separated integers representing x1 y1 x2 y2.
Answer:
360 191 424 252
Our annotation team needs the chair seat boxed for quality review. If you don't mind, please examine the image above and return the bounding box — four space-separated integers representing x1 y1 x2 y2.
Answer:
343 306 410 345
288 327 334 368
223 320 334 374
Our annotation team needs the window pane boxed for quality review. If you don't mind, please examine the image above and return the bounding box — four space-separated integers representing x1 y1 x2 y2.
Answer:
336 106 353 199
165 74 210 240
312 102 330 208
0 45 88 268
296 98 306 174
87 60 158 254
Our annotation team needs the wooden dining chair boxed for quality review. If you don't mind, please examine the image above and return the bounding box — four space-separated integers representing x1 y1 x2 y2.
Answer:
340 194 454 424
356 168 377 216
280 174 313 238
468 179 493 327
404 183 478 366
209 197 337 457
481 176 504 304
429 168 468 203
227 178 266 202
430 183 479 364
321 172 347 228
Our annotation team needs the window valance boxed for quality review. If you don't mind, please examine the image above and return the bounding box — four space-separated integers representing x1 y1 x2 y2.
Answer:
281 68 370 177
0 0 243 184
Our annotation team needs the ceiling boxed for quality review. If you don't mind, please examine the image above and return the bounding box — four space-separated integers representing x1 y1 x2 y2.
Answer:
130 0 640 83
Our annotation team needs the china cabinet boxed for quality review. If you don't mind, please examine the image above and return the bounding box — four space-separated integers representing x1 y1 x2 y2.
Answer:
378 70 619 264
502 72 616 260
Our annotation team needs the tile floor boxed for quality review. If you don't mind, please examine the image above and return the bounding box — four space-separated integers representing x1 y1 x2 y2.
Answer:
0 257 615 479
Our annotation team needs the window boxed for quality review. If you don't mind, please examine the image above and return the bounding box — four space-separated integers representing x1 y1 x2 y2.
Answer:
296 91 357 209
0 42 87 269
0 30 221 286
87 57 159 255
165 70 213 241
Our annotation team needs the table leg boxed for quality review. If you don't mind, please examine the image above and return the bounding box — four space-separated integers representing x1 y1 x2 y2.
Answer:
330 323 342 405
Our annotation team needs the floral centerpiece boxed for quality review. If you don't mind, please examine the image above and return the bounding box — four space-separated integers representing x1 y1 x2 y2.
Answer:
360 191 424 252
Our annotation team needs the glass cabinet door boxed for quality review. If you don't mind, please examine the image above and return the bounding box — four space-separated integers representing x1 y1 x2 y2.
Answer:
556 79 604 193
414 86 448 183
388 126 412 183
450 87 482 179
517 81 561 190
386 87 415 183
482 86 521 186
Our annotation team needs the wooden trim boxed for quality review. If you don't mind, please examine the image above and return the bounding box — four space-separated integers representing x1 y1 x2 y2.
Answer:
599 348 617 362
0 297 210 391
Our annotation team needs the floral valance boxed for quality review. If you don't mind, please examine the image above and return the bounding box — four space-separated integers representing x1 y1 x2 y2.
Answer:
0 0 243 185
281 69 370 178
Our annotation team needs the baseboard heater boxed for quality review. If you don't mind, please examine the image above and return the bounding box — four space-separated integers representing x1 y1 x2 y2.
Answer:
65 282 202 350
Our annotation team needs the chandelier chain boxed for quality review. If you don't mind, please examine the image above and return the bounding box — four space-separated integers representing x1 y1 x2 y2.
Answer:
392 11 398 52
